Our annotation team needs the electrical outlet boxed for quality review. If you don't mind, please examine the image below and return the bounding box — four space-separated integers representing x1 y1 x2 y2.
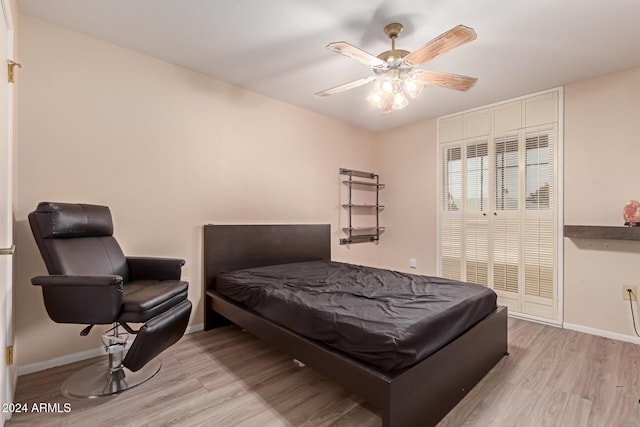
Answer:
409 258 417 269
623 285 638 301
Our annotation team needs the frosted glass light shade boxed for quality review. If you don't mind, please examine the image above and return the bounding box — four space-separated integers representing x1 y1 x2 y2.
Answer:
403 76 423 98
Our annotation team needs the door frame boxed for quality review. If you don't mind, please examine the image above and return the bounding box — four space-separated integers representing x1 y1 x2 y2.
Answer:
1 0 16 419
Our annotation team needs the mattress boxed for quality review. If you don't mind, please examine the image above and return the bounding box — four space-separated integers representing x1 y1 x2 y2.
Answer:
214 260 497 372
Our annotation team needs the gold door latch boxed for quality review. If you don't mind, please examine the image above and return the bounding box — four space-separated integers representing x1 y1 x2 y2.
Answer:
8 60 21 83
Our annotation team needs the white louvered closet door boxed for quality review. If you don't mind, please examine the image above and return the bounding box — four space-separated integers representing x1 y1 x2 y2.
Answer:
523 126 557 318
438 89 560 321
440 144 463 281
491 135 520 310
464 141 489 286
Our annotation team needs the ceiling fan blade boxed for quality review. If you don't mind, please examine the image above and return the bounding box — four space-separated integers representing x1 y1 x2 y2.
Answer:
326 42 387 68
315 76 376 97
412 70 477 91
403 25 477 67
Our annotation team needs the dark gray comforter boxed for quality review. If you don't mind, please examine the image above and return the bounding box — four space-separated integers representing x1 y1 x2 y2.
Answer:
215 260 497 372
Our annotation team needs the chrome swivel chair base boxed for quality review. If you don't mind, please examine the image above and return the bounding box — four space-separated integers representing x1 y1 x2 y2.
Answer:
61 358 161 399
61 327 161 399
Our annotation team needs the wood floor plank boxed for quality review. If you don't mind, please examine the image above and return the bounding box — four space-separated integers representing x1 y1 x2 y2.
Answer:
7 319 640 426
522 387 570 427
559 393 592 427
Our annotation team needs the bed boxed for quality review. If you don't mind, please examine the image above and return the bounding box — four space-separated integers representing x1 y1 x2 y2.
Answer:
203 224 508 427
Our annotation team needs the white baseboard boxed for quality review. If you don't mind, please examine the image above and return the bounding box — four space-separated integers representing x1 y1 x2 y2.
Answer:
185 323 204 334
508 311 640 345
18 345 108 376
508 311 563 327
18 322 206 376
562 322 640 345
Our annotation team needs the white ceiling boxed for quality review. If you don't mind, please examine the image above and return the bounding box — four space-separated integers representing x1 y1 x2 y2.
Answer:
16 0 640 132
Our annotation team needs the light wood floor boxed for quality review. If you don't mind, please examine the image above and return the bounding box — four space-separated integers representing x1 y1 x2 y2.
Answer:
6 318 640 426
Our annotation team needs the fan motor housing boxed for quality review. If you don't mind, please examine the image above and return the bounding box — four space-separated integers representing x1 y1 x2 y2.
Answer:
377 49 410 63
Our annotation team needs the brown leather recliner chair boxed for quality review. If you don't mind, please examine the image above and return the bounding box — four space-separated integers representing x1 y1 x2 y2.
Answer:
29 202 192 398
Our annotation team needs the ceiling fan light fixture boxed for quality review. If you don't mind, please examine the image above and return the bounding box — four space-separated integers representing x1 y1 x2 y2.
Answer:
367 92 382 105
368 70 413 111
367 90 395 113
403 75 423 99
380 96 394 113
378 78 395 95
392 92 408 110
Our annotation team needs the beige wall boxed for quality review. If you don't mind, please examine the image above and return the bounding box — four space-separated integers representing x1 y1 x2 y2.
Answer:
15 15 379 367
563 66 640 337
374 119 438 275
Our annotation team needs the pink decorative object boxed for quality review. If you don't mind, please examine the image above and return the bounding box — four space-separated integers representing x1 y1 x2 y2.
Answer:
623 200 640 226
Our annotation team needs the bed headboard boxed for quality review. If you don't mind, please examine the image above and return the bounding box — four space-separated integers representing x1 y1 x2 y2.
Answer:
203 224 331 290
203 224 330 329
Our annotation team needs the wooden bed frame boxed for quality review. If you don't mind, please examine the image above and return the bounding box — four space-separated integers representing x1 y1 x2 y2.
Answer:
203 224 507 427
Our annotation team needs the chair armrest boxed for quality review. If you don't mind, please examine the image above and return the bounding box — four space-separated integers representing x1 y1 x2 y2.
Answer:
31 275 124 324
32 275 123 287
126 257 185 281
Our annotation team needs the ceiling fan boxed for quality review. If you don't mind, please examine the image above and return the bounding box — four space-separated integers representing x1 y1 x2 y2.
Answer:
315 23 478 112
